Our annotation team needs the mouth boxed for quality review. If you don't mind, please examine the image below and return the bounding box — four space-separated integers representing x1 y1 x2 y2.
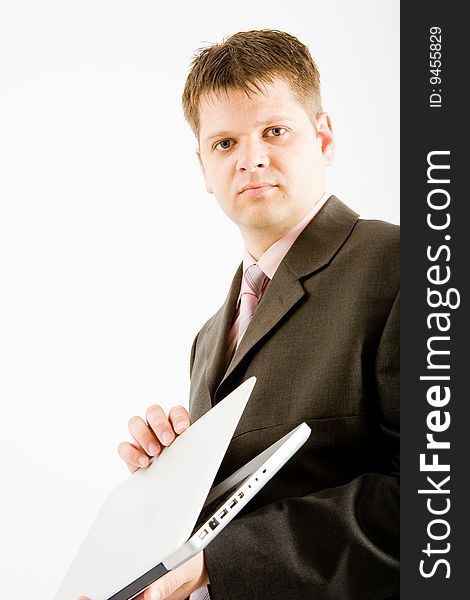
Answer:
239 183 276 198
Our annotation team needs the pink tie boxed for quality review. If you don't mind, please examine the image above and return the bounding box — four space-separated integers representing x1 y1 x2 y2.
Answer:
236 263 268 348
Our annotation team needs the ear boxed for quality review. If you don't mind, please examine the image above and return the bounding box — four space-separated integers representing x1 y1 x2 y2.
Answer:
316 112 335 166
196 147 214 194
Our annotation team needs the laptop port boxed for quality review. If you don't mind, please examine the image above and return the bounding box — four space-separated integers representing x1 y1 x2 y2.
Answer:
218 508 229 519
229 498 238 509
208 518 219 530
199 529 209 540
238 492 244 499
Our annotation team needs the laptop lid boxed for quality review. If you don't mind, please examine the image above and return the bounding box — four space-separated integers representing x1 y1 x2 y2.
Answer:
54 376 257 600
102 422 312 600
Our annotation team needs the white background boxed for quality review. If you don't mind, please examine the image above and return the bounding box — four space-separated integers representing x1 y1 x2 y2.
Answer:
0 1 399 596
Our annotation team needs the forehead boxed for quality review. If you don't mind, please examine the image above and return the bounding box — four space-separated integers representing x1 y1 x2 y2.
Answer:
198 78 311 140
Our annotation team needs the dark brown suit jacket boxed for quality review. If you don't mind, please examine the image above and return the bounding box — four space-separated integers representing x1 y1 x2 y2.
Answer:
189 196 400 600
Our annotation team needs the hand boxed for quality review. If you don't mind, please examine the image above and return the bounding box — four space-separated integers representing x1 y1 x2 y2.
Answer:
77 549 208 600
118 404 191 472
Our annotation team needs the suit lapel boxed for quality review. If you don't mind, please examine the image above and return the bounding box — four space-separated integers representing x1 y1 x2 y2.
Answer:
221 197 359 384
202 196 360 399
203 265 242 399
282 195 359 279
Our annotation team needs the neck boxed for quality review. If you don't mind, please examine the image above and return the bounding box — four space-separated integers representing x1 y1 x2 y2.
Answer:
241 228 287 261
240 196 326 261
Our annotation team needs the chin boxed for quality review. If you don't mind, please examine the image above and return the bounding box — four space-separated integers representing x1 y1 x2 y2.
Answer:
240 210 287 232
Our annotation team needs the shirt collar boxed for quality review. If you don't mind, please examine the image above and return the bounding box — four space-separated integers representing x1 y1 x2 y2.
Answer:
242 192 330 279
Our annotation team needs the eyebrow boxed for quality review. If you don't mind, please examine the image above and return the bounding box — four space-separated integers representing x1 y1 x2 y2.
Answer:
203 116 295 143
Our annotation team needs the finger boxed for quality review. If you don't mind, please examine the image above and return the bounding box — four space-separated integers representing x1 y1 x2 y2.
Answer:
143 571 182 600
143 552 204 600
117 441 155 473
128 415 162 457
168 406 191 435
146 405 175 447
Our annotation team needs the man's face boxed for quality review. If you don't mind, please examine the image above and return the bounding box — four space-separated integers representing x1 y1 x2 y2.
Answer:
197 77 334 246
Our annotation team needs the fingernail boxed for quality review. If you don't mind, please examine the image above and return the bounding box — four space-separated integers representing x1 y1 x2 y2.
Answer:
174 421 187 433
148 443 158 455
151 589 161 600
162 431 173 445
138 456 148 467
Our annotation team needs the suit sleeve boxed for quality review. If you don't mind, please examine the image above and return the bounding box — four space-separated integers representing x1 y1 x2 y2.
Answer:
203 292 400 600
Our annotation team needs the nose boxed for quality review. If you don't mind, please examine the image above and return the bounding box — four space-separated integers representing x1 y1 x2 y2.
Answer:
236 139 270 172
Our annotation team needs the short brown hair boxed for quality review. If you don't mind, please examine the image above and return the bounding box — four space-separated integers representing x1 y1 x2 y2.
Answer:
182 29 323 137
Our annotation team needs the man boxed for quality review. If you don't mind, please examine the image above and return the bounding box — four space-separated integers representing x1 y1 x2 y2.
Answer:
81 29 399 600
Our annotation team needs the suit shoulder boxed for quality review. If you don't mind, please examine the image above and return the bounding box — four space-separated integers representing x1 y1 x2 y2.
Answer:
350 218 400 261
343 218 399 290
353 218 399 246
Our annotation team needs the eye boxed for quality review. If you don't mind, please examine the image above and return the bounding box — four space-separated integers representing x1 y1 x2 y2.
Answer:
214 139 234 151
265 127 287 137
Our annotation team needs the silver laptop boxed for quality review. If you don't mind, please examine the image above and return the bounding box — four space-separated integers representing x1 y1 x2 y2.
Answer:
54 377 311 600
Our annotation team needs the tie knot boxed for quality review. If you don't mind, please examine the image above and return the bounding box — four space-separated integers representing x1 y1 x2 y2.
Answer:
244 263 267 298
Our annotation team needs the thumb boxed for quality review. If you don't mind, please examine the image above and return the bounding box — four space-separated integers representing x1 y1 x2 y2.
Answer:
146 570 183 600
